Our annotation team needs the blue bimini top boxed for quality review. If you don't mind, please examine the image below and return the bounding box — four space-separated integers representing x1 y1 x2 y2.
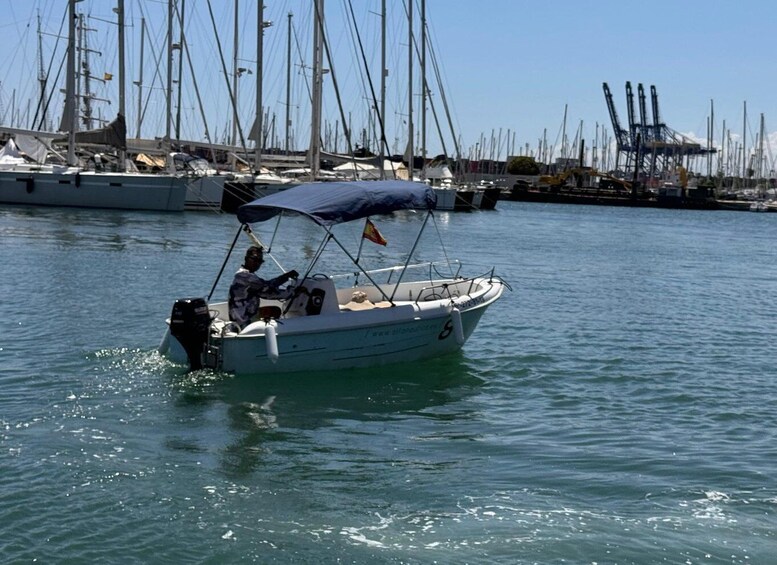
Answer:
236 180 437 226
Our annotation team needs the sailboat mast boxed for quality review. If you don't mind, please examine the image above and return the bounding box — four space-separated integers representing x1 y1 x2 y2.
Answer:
231 0 239 147
165 0 173 153
117 0 126 170
36 14 48 130
561 103 568 162
175 0 186 142
65 0 78 165
407 0 413 180
742 101 746 184
255 0 264 169
707 99 713 178
420 0 426 179
78 14 90 130
758 113 765 181
135 17 145 138
720 119 726 177
285 12 292 156
379 0 386 179
309 0 324 179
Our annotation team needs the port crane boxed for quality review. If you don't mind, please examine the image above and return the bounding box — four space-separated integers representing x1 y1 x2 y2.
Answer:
602 82 715 178
637 84 652 147
602 82 631 171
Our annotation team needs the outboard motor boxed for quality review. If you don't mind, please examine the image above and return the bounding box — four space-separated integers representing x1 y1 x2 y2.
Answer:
169 298 211 370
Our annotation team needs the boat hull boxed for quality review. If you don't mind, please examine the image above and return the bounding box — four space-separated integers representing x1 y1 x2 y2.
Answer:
0 169 187 211
184 175 226 211
219 305 486 375
163 277 504 375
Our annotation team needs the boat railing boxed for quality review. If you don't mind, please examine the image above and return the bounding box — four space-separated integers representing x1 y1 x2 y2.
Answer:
412 268 511 304
413 277 480 304
329 259 462 285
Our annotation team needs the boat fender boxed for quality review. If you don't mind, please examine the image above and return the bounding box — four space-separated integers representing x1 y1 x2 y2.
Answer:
451 307 465 345
75 172 81 188
26 177 34 193
265 323 279 363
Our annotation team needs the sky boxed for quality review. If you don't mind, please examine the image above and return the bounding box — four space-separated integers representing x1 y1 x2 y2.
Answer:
1 0 777 174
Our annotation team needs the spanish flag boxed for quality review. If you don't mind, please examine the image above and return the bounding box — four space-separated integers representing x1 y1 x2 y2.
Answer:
362 219 387 246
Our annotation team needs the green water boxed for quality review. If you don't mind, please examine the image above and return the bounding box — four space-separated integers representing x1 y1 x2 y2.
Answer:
1 202 775 563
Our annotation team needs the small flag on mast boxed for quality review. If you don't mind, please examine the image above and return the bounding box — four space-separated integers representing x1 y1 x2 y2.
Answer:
362 219 387 246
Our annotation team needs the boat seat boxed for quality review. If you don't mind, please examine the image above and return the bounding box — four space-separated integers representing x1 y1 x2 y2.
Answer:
257 305 282 320
341 300 392 311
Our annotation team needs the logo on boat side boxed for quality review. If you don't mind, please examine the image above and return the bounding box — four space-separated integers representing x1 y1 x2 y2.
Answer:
456 295 485 310
438 320 453 340
366 321 439 339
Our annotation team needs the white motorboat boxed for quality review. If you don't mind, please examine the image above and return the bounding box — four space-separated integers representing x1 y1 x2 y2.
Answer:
160 180 507 375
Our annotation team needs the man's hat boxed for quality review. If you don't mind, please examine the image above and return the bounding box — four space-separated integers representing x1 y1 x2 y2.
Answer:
245 246 264 260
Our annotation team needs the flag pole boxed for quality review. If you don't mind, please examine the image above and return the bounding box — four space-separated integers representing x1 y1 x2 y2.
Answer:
355 218 369 265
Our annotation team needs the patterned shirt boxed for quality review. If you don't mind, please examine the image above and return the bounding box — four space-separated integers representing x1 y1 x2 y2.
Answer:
228 267 294 329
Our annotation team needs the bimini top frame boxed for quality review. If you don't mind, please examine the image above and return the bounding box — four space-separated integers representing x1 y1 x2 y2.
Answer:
236 180 437 226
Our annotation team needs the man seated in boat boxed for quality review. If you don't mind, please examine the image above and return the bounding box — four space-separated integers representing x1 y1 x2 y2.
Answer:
228 246 300 329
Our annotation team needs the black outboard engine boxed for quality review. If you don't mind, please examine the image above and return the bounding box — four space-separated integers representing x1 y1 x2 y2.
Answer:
169 298 211 370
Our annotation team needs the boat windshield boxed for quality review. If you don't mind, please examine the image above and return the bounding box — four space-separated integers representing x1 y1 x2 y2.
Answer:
172 153 209 174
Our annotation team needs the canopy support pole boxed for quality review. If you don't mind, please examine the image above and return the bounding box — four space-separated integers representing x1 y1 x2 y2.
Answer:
327 229 394 304
208 225 243 300
389 211 431 302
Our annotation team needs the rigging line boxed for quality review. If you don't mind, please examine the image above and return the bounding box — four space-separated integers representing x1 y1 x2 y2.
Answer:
205 0 251 169
136 0 167 137
176 1 218 166
341 1 370 133
341 2 371 106
425 15 460 161
315 0 357 166
1 5 33 91
32 12 67 130
33 8 67 130
36 30 68 132
291 13 313 108
401 0 448 162
345 0 393 176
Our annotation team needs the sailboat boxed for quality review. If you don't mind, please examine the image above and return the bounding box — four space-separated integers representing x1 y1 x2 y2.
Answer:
0 119 188 212
0 0 188 212
410 1 498 212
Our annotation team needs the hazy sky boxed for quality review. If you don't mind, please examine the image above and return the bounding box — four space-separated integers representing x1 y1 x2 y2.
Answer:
1 0 775 166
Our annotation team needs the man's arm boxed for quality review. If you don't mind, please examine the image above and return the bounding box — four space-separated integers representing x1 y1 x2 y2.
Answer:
248 272 296 300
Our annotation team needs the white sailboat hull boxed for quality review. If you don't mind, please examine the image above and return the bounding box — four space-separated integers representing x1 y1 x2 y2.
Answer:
0 169 187 211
